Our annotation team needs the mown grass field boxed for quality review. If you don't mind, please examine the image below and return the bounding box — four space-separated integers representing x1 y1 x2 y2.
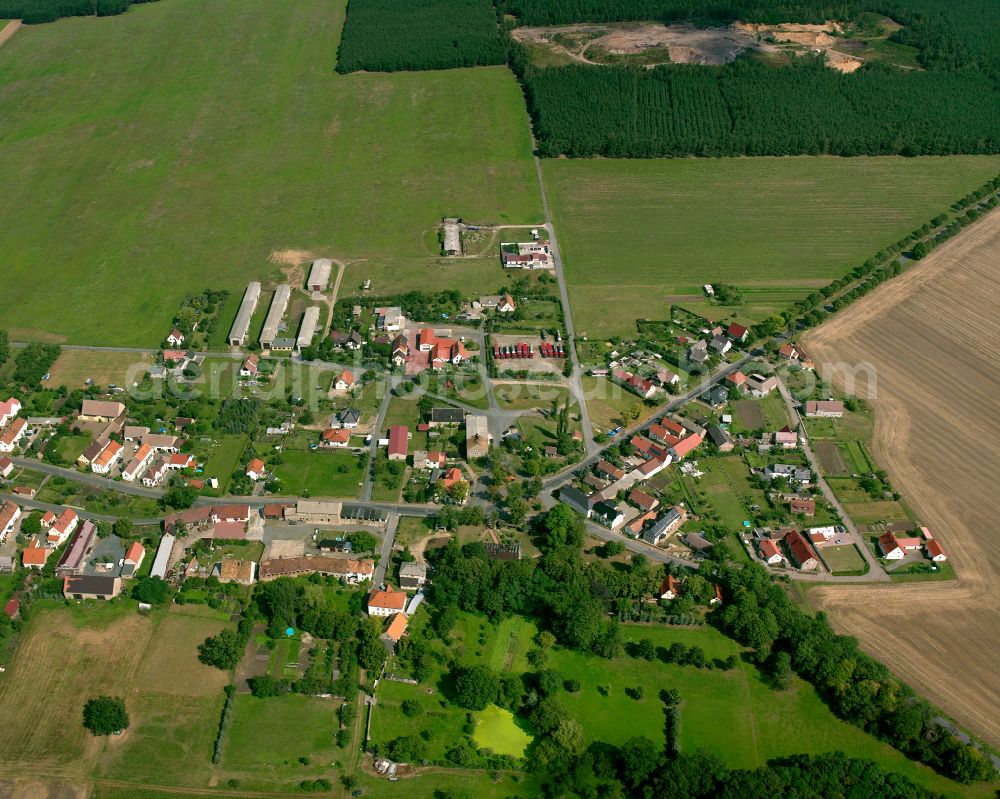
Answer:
0 0 541 346
271 447 365 497
543 156 1000 339
41 349 153 389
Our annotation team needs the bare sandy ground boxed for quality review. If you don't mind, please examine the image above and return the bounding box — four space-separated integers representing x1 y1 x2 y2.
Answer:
804 207 1000 746
0 20 22 50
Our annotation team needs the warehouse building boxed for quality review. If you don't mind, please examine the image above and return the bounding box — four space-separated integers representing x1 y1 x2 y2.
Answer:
228 282 262 346
260 284 291 350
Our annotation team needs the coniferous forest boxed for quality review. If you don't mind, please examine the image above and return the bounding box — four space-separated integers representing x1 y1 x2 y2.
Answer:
0 0 156 24
502 0 1000 157
336 0 505 73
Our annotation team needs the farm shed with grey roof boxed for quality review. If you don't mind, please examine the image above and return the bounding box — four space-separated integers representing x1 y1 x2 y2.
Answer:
228 282 261 346
151 533 175 578
308 259 333 291
260 284 291 349
297 305 321 350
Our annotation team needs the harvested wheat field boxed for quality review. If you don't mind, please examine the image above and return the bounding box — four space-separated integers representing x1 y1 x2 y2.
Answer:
804 208 1000 747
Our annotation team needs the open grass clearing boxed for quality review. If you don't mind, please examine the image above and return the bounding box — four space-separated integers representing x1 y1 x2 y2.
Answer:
580 374 657 435
818 543 868 575
473 703 532 757
0 0 541 345
271 447 365 497
543 156 1000 339
41 349 153 389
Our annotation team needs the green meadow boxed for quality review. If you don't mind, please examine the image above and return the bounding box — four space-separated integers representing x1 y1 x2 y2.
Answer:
543 156 1000 339
0 0 541 346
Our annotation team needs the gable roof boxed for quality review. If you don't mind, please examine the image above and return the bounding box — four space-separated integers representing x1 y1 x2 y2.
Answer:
383 612 409 642
369 585 407 611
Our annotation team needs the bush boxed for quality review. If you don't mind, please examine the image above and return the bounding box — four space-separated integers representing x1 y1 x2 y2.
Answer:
82 695 129 736
131 576 171 605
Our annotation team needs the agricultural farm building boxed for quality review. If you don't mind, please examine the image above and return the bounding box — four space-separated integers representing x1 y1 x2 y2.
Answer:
784 530 819 571
228 282 262 346
63 575 122 601
308 259 333 292
804 400 846 418
745 374 778 397
368 585 408 617
260 285 291 349
399 561 427 590
55 521 98 576
465 415 490 458
151 533 176 578
297 305 321 350
442 218 462 256
213 558 257 585
430 407 465 426
387 426 409 460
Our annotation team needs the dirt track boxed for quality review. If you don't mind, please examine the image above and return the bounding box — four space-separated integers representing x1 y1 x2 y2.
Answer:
804 207 1000 746
0 20 22 49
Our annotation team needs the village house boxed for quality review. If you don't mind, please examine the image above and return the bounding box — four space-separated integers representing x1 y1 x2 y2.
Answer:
167 328 185 346
925 539 948 562
374 306 405 332
710 335 732 355
772 429 798 449
391 335 409 366
655 369 679 388
668 433 703 462
368 585 408 617
757 538 784 565
0 455 13 479
439 467 465 494
500 241 552 268
122 443 155 482
727 322 749 342
413 450 446 470
788 497 816 516
123 425 149 442
122 541 145 576
559 485 597 518
40 511 56 529
22 539 50 569
612 368 656 400
0 418 28 453
0 397 22 428
708 425 735 452
48 508 79 546
320 428 351 448
659 574 681 601
725 371 747 393
333 370 356 391
688 340 709 364
167 453 196 472
417 328 468 369
142 458 169 487
144 433 182 452
628 489 659 513
592 500 625 531
382 612 409 651
779 342 813 368
0 500 20 540
641 507 686 545
246 458 267 481
744 374 777 397
332 408 360 429
784 530 819 571
804 400 845 418
683 532 713 556
240 354 259 378
764 463 811 484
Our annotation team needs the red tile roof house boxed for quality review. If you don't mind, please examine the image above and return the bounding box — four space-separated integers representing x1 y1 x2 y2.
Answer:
333 370 356 391
320 428 351 448
659 574 681 600
595 459 625 481
368 585 408 617
167 328 185 346
240 354 259 377
48 508 79 546
40 511 56 529
0 417 28 453
0 455 13 478
22 540 50 569
725 371 748 391
925 539 948 562
804 400 846 418
727 322 749 342
0 500 22 539
878 532 906 559
387 425 409 461
784 530 819 570
122 541 145 576
0 397 22 427
668 433 703 462
772 429 798 449
417 329 468 370
246 458 267 481
90 439 123 475
758 538 784 565
629 489 659 512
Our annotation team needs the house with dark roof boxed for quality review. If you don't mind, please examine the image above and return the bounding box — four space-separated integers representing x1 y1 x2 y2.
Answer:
63 575 122 601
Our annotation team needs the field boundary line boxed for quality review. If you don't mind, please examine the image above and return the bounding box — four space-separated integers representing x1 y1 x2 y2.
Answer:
0 20 21 49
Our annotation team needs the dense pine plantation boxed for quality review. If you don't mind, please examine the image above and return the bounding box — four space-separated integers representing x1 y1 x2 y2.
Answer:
0 0 155 24
503 0 1000 157
520 57 1000 158
336 0 505 73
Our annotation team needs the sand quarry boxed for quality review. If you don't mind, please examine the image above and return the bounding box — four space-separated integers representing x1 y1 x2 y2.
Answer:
513 20 863 72
804 206 1000 747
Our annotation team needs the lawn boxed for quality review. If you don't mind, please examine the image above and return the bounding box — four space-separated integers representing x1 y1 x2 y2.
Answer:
494 382 571 411
272 447 365 497
0 0 541 346
580 375 657 435
195 433 247 494
473 703 532 757
543 156 1000 339
817 543 868 575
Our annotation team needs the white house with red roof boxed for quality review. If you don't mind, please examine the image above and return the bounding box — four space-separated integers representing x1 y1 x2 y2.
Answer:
0 418 28 453
497 293 516 313
90 439 123 475
22 540 50 569
727 322 749 342
320 428 351 448
48 508 79 546
122 443 155 482
878 532 905 560
167 328 185 346
0 500 21 540
757 538 784 565
0 455 13 479
417 329 467 369
0 397 21 428
246 458 267 481
333 370 356 391
668 433 703 462
925 539 947 562
240 354 259 377
167 453 196 471
368 585 408 617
